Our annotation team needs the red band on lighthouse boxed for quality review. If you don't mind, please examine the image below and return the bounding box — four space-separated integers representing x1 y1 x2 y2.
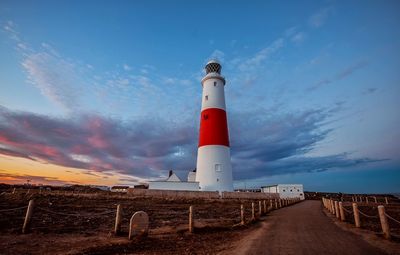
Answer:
198 108 230 147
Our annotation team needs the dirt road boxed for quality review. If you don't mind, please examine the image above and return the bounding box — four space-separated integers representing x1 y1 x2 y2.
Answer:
228 200 388 255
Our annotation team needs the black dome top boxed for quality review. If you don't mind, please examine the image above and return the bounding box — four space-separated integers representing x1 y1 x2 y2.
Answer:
205 60 221 74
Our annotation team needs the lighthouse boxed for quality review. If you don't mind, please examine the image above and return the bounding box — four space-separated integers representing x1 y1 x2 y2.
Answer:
195 60 234 192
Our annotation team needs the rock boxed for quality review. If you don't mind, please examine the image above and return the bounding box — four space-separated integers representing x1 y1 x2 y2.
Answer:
128 211 149 240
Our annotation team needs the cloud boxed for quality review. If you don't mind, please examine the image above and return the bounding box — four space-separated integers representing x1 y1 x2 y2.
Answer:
0 105 196 179
238 38 284 71
229 108 386 180
0 171 74 186
363 88 378 95
22 51 83 111
309 7 334 28
291 32 306 43
0 105 384 183
208 49 225 62
123 64 131 71
308 60 368 91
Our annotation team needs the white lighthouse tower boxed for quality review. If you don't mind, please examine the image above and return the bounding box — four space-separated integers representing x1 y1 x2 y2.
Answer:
195 60 234 192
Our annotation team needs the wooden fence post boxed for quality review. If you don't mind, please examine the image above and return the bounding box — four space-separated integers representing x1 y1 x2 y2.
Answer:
240 204 245 225
385 197 389 204
251 202 255 221
114 204 122 235
12 187 16 194
22 199 34 234
258 201 262 216
366 197 369 204
189 205 194 233
353 203 360 228
335 201 340 219
374 196 377 203
339 202 345 221
263 200 267 214
378 205 390 239
275 199 278 209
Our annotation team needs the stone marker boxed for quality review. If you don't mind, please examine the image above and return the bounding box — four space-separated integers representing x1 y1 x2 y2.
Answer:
129 211 149 240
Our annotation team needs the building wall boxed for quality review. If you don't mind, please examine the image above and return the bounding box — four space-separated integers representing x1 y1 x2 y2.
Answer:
261 186 278 193
278 184 304 200
196 145 233 191
127 188 219 199
222 191 279 199
126 189 280 200
148 181 199 191
262 184 304 200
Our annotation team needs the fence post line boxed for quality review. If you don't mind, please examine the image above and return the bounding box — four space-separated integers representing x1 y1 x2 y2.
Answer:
114 204 122 235
353 203 360 228
339 202 345 221
366 197 369 204
330 200 334 214
12 187 16 194
251 202 255 221
352 196 354 202
189 205 194 233
335 201 340 219
258 201 262 217
275 199 278 209
377 205 390 239
240 204 245 225
22 199 34 234
263 200 267 214
374 196 377 203
279 199 282 208
385 197 389 204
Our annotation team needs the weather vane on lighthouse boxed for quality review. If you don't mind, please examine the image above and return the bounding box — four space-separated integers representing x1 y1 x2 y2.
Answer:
195 60 234 192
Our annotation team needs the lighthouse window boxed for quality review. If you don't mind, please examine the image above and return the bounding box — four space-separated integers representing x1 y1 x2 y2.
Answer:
215 164 222 172
214 82 217 86
203 114 208 120
205 95 208 100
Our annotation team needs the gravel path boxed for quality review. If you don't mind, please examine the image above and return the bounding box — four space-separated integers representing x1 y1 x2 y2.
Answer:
228 200 387 255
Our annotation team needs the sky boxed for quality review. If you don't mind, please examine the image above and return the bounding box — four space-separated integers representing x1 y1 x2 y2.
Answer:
0 0 399 193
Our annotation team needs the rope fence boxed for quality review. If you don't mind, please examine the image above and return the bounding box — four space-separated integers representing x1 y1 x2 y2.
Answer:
321 197 400 240
342 206 353 215
357 209 378 219
37 207 115 217
0 197 303 239
385 213 400 225
0 206 28 212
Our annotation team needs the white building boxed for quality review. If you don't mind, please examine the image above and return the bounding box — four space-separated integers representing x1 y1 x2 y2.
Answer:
148 170 199 191
261 184 305 200
110 185 130 192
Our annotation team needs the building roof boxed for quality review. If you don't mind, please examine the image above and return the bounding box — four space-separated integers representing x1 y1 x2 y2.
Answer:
111 185 130 189
261 184 303 188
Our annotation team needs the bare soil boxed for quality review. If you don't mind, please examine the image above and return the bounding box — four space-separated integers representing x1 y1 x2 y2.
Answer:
0 191 263 254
